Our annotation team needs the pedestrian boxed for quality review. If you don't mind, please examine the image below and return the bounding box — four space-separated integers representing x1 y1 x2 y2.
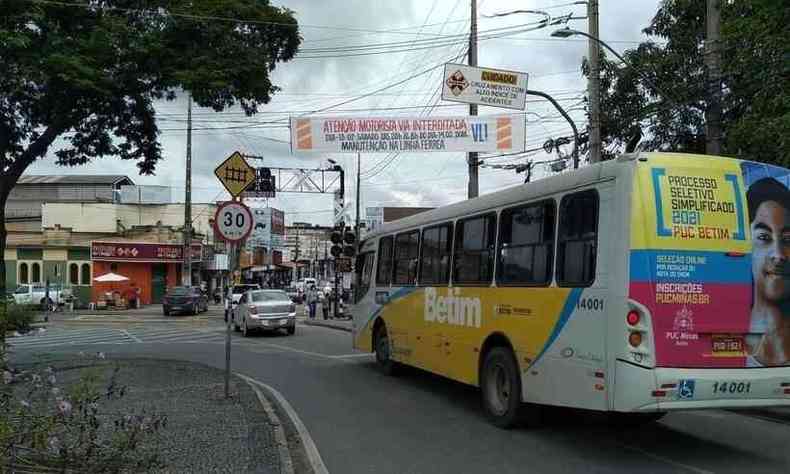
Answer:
306 285 318 319
322 289 330 320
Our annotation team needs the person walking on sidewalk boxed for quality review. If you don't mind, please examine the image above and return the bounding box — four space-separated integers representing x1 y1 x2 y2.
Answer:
306 285 318 319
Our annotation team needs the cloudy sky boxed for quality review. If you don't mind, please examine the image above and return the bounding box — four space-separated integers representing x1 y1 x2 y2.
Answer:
28 0 663 226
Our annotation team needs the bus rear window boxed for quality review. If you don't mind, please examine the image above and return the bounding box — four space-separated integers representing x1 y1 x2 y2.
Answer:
557 190 598 286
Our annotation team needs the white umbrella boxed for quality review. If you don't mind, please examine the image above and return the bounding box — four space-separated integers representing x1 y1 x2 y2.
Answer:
93 272 130 282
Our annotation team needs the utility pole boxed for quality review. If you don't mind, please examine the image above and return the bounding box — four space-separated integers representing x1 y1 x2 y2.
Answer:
467 0 479 199
355 153 361 250
183 93 193 286
705 0 722 155
587 0 601 164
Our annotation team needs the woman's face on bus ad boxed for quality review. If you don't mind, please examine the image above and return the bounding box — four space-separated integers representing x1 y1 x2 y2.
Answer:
751 200 790 304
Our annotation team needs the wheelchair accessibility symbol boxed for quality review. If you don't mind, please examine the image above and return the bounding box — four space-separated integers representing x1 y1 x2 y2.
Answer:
678 379 696 400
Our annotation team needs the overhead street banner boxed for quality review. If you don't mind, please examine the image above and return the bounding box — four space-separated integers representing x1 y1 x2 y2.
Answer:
441 63 529 110
290 115 525 154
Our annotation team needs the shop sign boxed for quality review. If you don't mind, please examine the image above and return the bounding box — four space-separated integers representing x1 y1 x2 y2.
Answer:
91 241 202 262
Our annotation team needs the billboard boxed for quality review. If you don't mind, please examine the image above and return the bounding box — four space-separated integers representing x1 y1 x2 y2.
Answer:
441 63 529 110
290 115 525 154
248 207 285 251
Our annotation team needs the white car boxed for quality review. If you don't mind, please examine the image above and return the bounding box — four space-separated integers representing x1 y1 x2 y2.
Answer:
232 289 297 337
12 284 71 307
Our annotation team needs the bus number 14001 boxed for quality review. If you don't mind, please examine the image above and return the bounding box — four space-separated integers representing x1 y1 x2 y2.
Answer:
712 381 751 395
576 297 604 311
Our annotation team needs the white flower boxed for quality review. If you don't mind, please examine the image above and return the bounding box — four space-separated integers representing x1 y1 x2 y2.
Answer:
48 436 61 454
57 399 72 416
3 371 13 385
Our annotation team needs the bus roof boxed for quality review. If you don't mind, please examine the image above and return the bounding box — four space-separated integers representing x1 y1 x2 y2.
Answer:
363 152 739 240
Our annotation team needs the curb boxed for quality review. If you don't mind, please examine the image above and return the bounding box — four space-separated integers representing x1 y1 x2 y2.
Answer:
236 373 329 474
240 376 295 474
302 319 352 333
60 317 210 325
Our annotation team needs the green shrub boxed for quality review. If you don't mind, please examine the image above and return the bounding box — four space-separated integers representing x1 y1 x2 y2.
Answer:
2 303 36 333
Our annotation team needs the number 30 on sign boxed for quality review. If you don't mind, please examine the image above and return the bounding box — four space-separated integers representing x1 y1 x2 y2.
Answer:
214 201 254 242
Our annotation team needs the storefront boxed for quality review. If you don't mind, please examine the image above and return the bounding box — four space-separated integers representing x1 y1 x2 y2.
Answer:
90 241 201 304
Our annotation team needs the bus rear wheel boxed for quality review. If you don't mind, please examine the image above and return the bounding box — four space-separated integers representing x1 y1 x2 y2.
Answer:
481 347 524 429
374 324 399 376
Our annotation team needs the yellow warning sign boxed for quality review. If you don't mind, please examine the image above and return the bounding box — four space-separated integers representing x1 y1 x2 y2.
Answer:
214 151 255 197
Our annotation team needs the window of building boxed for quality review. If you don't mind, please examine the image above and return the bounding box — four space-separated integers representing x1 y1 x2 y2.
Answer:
19 263 29 284
376 236 394 286
453 214 497 284
31 262 41 283
498 201 555 286
419 223 453 285
80 263 91 285
69 263 79 285
557 190 599 287
393 230 420 285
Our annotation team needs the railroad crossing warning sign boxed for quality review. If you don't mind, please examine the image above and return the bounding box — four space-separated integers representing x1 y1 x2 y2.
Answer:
214 151 255 197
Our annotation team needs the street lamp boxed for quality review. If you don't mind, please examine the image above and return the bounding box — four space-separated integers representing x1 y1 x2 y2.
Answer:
552 27 677 106
551 27 628 63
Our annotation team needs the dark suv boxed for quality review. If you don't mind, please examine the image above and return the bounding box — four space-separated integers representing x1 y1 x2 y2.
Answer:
163 286 208 316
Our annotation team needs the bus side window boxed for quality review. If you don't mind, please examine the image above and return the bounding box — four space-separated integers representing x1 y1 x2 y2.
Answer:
393 230 420 286
419 223 453 285
497 200 555 286
453 213 497 285
557 190 599 287
376 236 394 286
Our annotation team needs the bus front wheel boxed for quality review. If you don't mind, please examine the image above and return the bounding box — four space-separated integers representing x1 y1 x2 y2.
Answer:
480 347 524 429
374 324 399 376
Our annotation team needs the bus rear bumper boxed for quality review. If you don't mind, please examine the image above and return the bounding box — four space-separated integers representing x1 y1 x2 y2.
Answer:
613 360 790 412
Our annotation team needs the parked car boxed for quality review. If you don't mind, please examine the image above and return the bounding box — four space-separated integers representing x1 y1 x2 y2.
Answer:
232 289 296 337
162 286 208 316
11 284 71 307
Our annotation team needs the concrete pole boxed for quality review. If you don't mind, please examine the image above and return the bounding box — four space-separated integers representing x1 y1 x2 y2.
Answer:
467 0 479 199
705 0 722 155
588 0 601 163
183 94 193 286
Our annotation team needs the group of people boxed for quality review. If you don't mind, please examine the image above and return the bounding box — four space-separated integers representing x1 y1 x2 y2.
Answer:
304 285 343 320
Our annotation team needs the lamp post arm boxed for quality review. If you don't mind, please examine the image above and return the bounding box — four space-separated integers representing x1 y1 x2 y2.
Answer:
525 89 580 169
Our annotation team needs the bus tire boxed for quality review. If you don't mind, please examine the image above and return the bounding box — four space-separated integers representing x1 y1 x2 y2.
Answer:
374 323 399 376
480 347 524 429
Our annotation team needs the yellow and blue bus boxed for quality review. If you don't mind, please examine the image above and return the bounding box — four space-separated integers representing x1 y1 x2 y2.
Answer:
352 153 790 427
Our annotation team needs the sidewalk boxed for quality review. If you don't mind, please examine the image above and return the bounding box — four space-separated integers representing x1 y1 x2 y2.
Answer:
8 355 290 473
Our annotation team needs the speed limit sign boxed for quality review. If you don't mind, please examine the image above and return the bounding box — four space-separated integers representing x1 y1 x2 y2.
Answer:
214 201 254 242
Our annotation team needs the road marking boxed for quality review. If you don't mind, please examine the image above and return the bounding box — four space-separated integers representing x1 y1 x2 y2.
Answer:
330 353 374 359
615 442 714 474
237 373 328 474
121 329 142 343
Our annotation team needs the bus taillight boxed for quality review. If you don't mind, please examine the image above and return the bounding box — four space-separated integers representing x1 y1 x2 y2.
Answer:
628 331 643 348
626 310 640 326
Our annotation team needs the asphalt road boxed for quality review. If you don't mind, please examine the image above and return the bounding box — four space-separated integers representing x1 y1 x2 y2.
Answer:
9 307 790 474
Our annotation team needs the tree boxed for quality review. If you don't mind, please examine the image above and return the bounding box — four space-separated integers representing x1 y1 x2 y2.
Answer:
582 0 789 163
0 0 301 314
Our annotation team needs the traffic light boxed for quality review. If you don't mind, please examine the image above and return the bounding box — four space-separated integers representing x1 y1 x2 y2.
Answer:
330 226 344 258
330 225 356 260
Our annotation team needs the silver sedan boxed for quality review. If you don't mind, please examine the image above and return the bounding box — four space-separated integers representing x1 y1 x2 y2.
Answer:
232 289 297 337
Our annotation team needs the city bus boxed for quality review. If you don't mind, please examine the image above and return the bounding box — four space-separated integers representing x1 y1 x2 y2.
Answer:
352 152 790 428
